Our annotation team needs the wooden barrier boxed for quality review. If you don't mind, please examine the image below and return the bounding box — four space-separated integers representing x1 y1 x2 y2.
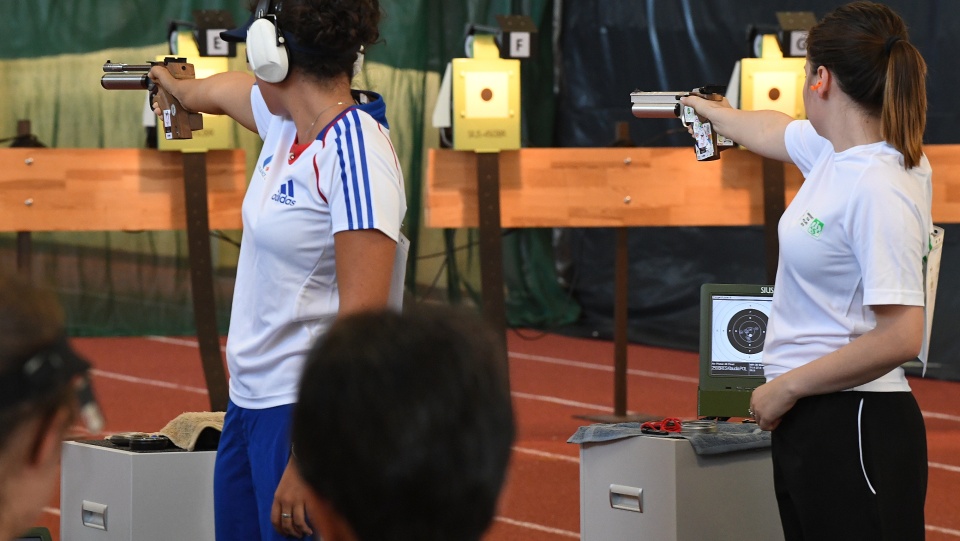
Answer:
425 145 960 420
0 147 247 412
0 148 245 231
425 146 960 227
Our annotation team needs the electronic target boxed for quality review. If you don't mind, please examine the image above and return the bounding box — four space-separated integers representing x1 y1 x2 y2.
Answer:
710 295 771 377
698 284 775 417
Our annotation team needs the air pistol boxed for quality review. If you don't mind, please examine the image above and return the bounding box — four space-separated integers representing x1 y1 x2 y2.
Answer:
101 57 202 140
629 85 732 161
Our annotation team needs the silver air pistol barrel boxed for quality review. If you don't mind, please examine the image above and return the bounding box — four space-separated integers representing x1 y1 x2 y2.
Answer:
629 91 690 118
100 62 156 90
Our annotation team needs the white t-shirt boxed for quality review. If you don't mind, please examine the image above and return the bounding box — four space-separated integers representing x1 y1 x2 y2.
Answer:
225 86 406 409
762 120 932 392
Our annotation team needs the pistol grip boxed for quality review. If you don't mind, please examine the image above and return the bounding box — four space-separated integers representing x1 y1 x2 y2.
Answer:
155 61 201 140
155 89 201 140
691 117 721 162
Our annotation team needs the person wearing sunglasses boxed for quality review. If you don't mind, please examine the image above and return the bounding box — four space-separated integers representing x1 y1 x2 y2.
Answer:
0 272 102 541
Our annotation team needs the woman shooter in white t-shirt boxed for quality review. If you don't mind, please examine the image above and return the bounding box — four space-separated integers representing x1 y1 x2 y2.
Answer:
148 1 405 539
682 2 930 540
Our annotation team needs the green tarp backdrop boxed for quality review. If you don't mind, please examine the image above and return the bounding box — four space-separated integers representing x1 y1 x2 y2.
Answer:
0 0 579 335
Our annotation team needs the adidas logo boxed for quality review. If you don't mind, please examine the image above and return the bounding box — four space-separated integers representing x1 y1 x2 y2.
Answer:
271 179 297 206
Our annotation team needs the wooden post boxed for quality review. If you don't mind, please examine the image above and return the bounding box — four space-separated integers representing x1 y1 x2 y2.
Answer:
182 152 230 412
476 152 509 379
613 227 629 416
762 157 785 284
15 120 33 276
576 227 657 423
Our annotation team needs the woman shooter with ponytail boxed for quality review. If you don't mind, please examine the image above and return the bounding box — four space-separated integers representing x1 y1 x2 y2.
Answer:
682 2 931 539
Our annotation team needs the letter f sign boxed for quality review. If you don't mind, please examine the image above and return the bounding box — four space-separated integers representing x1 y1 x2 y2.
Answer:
509 32 530 58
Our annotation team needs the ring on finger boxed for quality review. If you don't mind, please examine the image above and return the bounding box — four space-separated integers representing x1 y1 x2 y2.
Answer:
281 513 292 519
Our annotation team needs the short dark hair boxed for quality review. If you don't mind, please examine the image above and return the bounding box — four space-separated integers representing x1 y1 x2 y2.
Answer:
276 0 382 81
806 1 927 169
292 304 515 541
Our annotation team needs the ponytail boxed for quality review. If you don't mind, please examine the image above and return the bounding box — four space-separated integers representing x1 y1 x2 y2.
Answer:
807 2 929 170
882 39 927 169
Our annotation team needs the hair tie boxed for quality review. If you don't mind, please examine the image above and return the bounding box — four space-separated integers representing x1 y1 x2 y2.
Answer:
884 36 903 54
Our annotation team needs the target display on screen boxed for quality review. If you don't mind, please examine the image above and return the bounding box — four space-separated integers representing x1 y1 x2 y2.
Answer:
710 295 771 377
727 308 767 354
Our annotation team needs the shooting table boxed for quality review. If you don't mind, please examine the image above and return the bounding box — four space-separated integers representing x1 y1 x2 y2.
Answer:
61 440 216 541
0 147 246 411
577 433 783 541
425 146 960 418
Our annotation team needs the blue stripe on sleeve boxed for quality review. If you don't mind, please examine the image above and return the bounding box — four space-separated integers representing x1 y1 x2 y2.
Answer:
334 123 355 230
342 115 365 229
352 110 376 229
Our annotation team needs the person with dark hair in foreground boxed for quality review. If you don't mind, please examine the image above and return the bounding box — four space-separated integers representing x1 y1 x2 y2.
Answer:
291 305 516 541
0 272 102 540
683 2 930 539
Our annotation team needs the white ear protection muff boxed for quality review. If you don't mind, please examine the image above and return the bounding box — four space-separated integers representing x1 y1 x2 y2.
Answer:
247 17 289 83
245 0 290 83
244 0 364 83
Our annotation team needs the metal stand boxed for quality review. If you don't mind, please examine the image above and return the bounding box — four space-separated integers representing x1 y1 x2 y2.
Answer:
181 152 230 412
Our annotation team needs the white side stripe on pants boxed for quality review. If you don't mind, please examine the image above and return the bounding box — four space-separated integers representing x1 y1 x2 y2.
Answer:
857 398 877 495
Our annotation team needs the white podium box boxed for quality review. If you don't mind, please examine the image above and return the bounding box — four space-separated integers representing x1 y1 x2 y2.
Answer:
579 434 784 541
60 441 216 541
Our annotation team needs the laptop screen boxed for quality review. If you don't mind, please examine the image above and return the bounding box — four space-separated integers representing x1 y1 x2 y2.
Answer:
698 284 774 418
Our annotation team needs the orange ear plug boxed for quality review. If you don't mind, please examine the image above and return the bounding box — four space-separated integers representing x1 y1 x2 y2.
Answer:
809 81 823 91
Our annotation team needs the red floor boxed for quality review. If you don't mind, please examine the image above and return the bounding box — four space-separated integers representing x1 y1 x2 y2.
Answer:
39 332 960 540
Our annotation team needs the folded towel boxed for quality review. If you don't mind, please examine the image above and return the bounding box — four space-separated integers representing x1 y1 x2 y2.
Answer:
684 422 770 455
158 412 225 451
567 421 770 456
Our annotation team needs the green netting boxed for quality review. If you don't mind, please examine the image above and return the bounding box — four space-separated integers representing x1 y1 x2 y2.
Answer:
0 233 236 337
1 0 579 336
1 2 250 60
